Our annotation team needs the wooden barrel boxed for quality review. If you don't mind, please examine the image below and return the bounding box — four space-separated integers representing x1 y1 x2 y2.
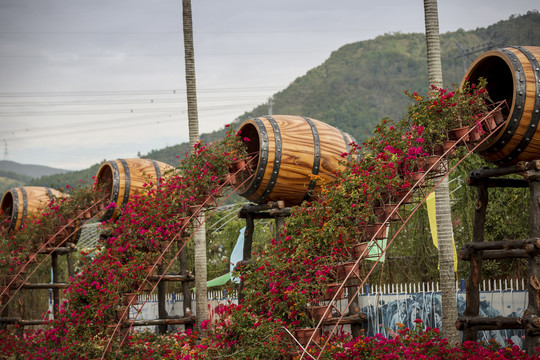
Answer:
95 158 173 221
236 115 358 205
0 186 64 231
463 46 540 165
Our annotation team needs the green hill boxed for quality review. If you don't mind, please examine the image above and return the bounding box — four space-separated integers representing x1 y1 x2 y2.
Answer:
29 11 540 188
239 10 540 144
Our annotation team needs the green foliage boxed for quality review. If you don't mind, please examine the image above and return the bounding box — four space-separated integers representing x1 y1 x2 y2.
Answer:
0 169 31 183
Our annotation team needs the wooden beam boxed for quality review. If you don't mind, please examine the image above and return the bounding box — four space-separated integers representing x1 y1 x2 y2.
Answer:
21 283 69 289
456 316 522 330
463 238 540 251
147 274 194 282
468 162 527 180
269 208 292 217
467 177 529 188
322 313 367 325
460 248 529 260
123 316 196 327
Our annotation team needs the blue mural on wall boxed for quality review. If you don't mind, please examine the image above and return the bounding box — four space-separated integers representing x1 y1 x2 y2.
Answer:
359 291 526 348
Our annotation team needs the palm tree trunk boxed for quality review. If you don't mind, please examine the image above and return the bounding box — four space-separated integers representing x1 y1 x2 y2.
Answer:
182 0 207 330
423 0 460 344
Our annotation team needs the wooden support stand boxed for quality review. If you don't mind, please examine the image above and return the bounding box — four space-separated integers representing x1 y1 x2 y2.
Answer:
237 201 365 336
461 160 540 354
237 201 288 302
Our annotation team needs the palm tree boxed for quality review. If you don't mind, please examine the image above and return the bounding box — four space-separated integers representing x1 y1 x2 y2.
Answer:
182 0 207 329
423 0 459 344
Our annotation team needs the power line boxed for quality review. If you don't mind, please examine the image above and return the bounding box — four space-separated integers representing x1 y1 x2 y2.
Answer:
0 95 269 107
0 86 282 98
0 50 332 59
3 115 187 141
0 103 254 117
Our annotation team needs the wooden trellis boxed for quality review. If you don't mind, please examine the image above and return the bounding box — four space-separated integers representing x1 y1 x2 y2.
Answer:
458 160 540 354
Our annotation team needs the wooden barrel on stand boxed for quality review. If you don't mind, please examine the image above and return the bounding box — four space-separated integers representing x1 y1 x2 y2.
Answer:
0 186 64 231
94 158 173 221
463 46 540 165
235 115 358 206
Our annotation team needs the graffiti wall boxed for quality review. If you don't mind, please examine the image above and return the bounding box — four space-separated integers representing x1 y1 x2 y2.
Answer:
357 284 527 348
110 280 527 348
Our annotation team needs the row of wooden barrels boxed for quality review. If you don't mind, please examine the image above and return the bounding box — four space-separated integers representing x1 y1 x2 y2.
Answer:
1 46 539 232
0 115 358 232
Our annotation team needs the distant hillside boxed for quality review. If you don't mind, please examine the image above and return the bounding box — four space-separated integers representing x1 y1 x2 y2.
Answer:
0 160 69 179
29 163 102 190
30 11 540 186
0 176 25 195
238 10 540 143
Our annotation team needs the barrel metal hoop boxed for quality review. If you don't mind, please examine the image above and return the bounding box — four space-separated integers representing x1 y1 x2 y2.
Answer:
150 160 162 187
240 118 269 199
494 46 540 165
119 159 131 208
303 117 321 202
21 187 28 224
104 160 121 220
339 129 353 162
254 116 282 203
45 187 53 200
10 188 19 231
483 48 526 156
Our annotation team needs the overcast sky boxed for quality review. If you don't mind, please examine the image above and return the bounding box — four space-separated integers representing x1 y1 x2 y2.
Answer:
0 0 538 171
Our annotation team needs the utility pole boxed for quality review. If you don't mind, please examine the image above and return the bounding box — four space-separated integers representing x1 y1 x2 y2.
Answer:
3 140 7 160
268 97 273 115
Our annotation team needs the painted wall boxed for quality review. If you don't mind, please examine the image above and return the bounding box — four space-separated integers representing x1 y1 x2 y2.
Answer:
108 280 528 348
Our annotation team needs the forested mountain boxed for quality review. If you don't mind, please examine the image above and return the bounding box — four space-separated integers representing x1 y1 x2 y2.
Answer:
25 11 540 187
239 11 540 145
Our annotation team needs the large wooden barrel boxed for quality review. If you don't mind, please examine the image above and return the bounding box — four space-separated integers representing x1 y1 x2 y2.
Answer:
236 115 358 205
463 46 540 165
0 186 64 231
95 158 173 221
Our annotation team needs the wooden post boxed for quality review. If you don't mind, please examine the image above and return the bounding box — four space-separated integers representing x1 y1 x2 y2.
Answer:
526 177 540 354
66 252 74 279
463 181 488 342
275 216 285 239
157 264 167 334
0 295 8 330
51 253 59 318
243 214 254 262
238 214 254 303
179 243 193 331
348 288 363 337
